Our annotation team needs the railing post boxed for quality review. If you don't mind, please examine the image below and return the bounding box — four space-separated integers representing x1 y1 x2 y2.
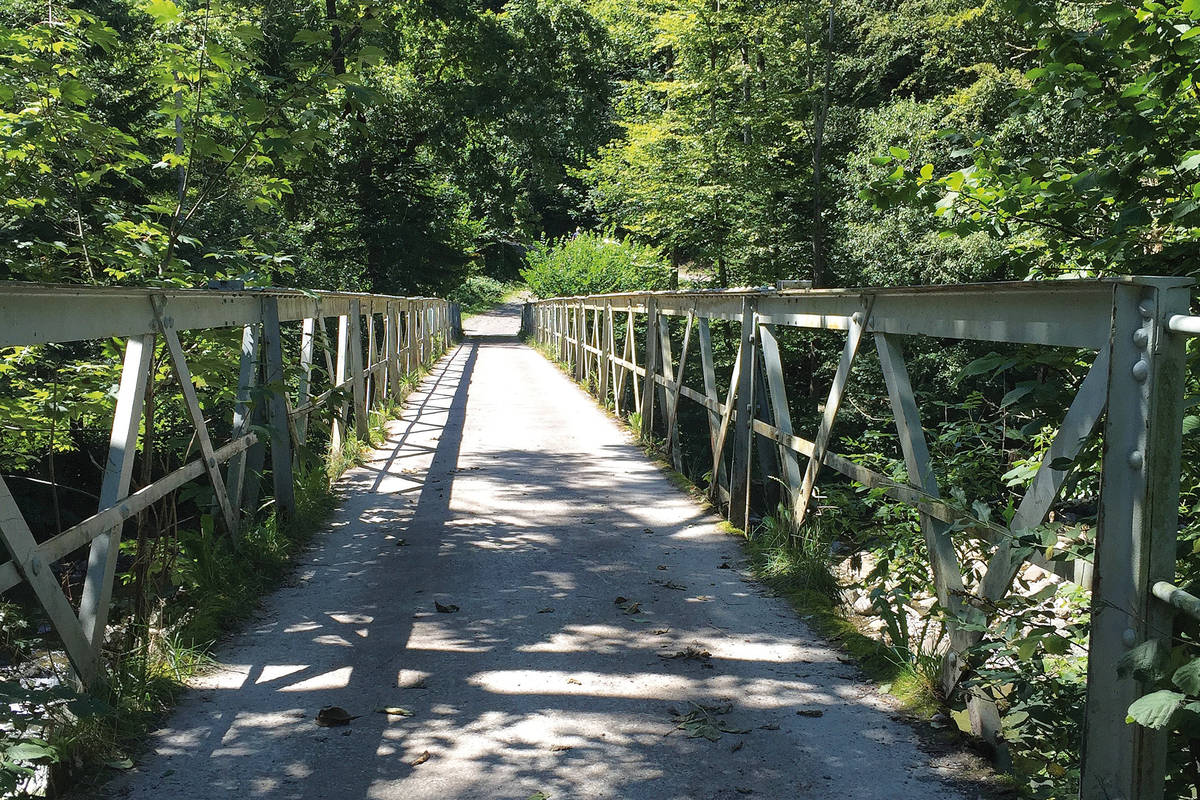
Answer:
627 304 640 412
639 297 659 441
78 332 154 676
349 299 367 439
575 301 586 382
729 297 757 531
558 303 565 361
600 301 613 405
333 312 350 451
403 300 413 376
698 317 730 502
386 301 400 399
296 317 315 449
225 324 260 521
261 297 295 518
1081 277 1191 800
758 322 802 505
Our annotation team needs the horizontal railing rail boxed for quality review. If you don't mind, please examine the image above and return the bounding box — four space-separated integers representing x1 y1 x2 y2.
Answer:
528 276 1194 800
0 282 457 688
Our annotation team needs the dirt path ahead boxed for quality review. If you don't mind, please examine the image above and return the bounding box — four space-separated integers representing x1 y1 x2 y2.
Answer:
105 302 989 800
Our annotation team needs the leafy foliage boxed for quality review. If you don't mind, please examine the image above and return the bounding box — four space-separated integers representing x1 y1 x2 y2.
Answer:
521 229 670 297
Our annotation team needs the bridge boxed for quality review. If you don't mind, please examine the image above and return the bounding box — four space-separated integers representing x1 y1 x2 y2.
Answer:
1 279 1198 799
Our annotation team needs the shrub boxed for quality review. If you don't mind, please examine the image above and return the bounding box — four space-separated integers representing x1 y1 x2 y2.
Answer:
520 229 670 298
447 275 512 313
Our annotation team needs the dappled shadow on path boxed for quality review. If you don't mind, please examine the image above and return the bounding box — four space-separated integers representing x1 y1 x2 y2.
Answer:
106 335 994 800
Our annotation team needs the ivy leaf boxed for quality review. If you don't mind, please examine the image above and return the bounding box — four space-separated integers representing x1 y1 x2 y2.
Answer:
889 146 911 161
1126 689 1186 729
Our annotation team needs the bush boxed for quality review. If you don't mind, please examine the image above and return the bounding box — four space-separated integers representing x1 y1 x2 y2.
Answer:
520 229 670 298
447 275 512 313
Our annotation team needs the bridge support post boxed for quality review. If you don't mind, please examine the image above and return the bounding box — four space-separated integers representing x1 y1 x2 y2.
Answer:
664 311 694 473
225 324 260 525
333 312 350 451
349 299 368 440
1081 278 1190 800
296 317 315 451
758 323 802 509
600 302 613 405
627 304 640 413
262 297 295 519
656 313 674 449
729 297 757 531
78 332 155 680
698 317 730 504
576 301 586 383
639 298 659 442
387 301 400 399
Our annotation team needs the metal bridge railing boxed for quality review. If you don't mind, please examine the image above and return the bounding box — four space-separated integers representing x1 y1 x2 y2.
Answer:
528 277 1194 800
0 282 457 687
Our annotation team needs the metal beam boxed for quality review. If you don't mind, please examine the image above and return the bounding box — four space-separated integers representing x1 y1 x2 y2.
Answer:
793 301 872 525
77 333 153 670
152 297 239 535
1081 279 1190 800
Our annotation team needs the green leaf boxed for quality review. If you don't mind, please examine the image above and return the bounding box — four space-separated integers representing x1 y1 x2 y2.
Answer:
1097 2 1134 21
1000 383 1035 408
1113 205 1152 232
1016 636 1040 661
1118 639 1170 683
889 146 911 161
1172 658 1200 695
1126 689 1186 729
144 0 181 24
5 742 57 762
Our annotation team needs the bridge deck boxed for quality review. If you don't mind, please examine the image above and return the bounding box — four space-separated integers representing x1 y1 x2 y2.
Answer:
106 303 989 800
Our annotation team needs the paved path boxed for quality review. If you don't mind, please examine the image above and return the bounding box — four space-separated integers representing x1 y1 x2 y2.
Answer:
106 303 989 800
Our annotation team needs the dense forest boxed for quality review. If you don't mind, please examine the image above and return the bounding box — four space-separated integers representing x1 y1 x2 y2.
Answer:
5 0 1197 293
4 0 1200 798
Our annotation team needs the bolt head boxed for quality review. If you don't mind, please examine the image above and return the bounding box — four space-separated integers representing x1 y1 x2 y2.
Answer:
1132 328 1150 348
1122 628 1138 648
1139 301 1155 319
1129 451 1144 469
1132 359 1150 382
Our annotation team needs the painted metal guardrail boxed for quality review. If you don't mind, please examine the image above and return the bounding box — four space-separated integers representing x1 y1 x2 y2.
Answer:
529 277 1193 800
0 282 457 687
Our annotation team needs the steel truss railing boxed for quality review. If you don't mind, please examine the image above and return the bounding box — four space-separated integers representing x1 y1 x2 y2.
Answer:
529 277 1195 800
0 282 458 687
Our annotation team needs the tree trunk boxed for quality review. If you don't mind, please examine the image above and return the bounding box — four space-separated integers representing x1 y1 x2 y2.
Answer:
810 3 835 289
